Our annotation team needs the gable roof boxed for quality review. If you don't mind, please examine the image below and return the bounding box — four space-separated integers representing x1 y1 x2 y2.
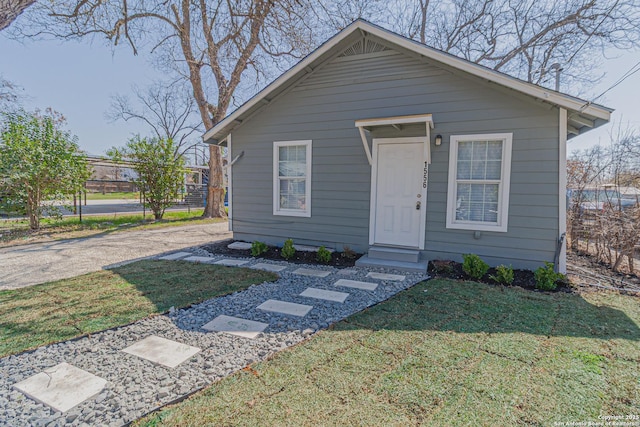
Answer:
203 19 612 144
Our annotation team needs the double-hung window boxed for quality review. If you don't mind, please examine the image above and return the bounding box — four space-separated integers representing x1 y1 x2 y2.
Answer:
273 140 312 217
446 133 512 232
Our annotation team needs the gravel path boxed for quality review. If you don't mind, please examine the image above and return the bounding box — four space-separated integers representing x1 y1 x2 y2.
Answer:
0 223 231 290
0 249 429 427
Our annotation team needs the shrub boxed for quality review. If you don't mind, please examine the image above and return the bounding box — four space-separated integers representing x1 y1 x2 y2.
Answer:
534 262 563 291
281 239 296 260
341 246 357 259
431 260 454 275
462 253 489 280
489 264 514 285
316 246 332 264
250 241 268 257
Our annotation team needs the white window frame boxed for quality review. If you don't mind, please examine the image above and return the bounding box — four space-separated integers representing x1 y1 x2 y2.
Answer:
446 133 512 232
273 140 312 217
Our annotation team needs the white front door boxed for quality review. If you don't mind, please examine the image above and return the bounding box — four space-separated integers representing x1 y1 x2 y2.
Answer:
371 138 426 248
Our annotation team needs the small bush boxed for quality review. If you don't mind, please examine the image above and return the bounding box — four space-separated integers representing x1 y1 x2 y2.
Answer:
341 246 357 259
431 260 454 275
489 264 515 285
281 239 296 260
250 241 269 257
462 254 489 280
317 246 332 264
534 262 563 291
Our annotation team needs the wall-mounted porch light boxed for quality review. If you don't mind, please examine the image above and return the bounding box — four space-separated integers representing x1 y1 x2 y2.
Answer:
435 134 442 146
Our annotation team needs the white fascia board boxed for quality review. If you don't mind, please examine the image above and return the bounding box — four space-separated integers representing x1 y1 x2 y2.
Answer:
354 114 434 128
203 20 611 143
203 22 364 143
360 23 611 122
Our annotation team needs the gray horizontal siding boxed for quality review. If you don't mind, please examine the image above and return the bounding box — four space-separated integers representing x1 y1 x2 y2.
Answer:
229 38 560 268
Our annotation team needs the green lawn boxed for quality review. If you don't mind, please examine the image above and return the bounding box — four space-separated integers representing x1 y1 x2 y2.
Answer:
84 191 140 200
0 260 277 357
137 279 640 426
0 209 217 246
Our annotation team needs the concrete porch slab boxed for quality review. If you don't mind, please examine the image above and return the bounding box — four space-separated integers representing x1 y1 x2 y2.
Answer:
292 268 332 278
300 287 349 303
158 252 192 261
334 279 378 291
121 335 201 368
12 362 107 413
214 259 249 266
250 263 288 272
202 315 269 339
257 299 313 317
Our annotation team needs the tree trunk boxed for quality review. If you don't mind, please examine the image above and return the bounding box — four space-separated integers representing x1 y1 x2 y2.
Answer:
205 144 227 218
26 187 39 230
0 0 36 31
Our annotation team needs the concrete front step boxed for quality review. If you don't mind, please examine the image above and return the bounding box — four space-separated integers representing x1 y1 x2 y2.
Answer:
367 246 420 263
355 254 428 273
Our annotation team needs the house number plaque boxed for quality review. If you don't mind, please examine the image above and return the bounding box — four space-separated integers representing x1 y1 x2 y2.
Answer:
423 162 428 189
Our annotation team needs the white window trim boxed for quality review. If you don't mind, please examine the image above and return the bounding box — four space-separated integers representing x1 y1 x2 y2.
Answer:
446 133 512 232
273 140 312 217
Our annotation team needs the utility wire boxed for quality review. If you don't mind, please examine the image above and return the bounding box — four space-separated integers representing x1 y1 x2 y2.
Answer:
591 58 640 103
580 57 640 111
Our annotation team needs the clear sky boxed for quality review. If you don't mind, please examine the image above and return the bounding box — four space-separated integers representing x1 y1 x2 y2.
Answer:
1 24 639 157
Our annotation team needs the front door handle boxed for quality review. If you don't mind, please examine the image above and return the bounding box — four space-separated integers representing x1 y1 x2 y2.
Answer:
416 201 421 210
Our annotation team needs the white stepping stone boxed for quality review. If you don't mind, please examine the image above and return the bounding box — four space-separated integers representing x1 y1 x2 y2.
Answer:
365 272 406 281
182 256 215 264
292 268 332 278
257 299 313 317
300 287 349 303
214 259 249 266
13 362 107 413
228 242 252 250
158 252 192 261
337 269 358 275
121 335 201 368
250 263 287 272
334 279 378 291
202 315 269 339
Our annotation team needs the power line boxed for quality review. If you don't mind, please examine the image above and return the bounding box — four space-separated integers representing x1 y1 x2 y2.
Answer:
591 58 640 103
580 57 640 112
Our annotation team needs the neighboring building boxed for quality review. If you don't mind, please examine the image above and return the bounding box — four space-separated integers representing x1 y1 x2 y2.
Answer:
203 20 611 273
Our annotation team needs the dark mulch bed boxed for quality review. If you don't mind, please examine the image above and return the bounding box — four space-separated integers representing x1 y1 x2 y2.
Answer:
428 259 571 293
201 240 360 268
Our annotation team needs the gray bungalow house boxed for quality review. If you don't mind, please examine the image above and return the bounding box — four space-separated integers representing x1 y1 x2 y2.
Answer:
203 20 611 273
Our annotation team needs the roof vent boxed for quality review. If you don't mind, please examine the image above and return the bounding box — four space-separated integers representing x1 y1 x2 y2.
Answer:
339 38 389 57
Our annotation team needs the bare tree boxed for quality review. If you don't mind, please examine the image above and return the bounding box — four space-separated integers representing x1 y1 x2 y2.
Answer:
322 0 640 92
568 125 640 273
0 76 21 111
106 81 202 158
0 0 35 31
20 0 314 218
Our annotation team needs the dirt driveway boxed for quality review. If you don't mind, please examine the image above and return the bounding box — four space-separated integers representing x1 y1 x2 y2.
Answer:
0 222 231 290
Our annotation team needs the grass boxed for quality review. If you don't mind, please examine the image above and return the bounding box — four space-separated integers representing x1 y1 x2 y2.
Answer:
83 192 140 200
0 260 277 358
136 279 640 426
0 209 217 247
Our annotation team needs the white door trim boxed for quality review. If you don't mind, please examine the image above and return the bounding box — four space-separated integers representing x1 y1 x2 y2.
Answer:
369 136 428 250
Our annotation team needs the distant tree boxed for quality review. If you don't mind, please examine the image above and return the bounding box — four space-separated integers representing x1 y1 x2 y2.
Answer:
106 81 202 158
0 0 35 31
22 0 315 219
107 136 185 220
0 75 21 112
0 109 90 229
